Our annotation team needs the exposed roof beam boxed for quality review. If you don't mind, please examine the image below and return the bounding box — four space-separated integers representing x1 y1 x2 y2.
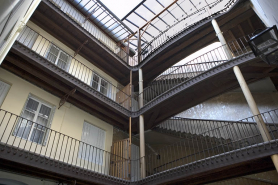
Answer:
124 0 178 42
189 0 198 11
142 4 170 27
176 2 187 15
156 0 178 21
134 11 162 33
121 0 147 21
125 19 154 39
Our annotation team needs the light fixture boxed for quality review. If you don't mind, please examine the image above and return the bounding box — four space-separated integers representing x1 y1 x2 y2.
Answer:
248 25 278 64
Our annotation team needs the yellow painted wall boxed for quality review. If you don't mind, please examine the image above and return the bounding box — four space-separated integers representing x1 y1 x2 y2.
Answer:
0 68 113 172
26 21 119 88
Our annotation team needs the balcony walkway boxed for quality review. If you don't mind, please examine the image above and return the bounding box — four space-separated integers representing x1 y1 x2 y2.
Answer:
1 109 278 184
3 29 278 131
31 0 260 86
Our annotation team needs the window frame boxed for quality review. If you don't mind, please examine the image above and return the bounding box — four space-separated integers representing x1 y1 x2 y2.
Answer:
14 94 56 145
17 26 39 49
45 43 71 72
0 79 11 107
90 72 111 97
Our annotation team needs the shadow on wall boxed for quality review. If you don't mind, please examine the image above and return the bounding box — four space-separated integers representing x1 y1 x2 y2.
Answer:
176 77 278 120
0 178 28 185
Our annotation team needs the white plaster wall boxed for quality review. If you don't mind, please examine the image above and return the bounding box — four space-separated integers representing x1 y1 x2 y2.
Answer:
176 78 278 121
250 0 278 28
0 0 34 49
0 68 113 172
26 21 119 87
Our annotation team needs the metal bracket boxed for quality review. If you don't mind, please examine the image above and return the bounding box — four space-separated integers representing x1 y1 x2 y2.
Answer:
74 40 88 57
58 88 76 109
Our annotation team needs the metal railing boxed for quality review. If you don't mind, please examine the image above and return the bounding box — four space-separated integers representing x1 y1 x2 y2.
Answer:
16 26 133 111
47 0 238 67
47 0 138 66
1 107 278 183
132 34 253 111
158 33 254 77
138 0 237 62
16 25 255 113
0 109 132 181
143 108 278 178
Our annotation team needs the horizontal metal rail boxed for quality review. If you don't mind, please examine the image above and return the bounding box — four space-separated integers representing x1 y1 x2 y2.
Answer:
0 109 131 181
155 109 278 140
46 0 138 66
1 108 277 183
132 34 253 111
138 0 238 62
15 26 257 115
47 0 238 67
158 33 253 77
16 26 133 111
143 108 278 177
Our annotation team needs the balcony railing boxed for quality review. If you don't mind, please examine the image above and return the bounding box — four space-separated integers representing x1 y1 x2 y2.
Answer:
46 0 138 66
15 26 257 114
132 34 253 111
0 109 133 182
16 26 133 111
47 0 238 67
1 108 278 183
138 0 237 62
143 108 278 179
157 33 254 78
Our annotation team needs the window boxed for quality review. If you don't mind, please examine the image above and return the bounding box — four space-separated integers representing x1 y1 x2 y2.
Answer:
0 80 10 107
14 96 55 145
17 26 38 48
46 44 71 71
78 121 106 165
91 73 111 97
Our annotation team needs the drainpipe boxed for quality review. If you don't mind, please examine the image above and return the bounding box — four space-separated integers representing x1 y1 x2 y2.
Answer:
138 29 146 178
0 0 41 65
211 19 233 60
233 66 278 172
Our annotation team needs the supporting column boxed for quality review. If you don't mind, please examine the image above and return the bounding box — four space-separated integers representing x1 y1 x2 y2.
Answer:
139 68 146 178
138 29 146 178
129 68 132 179
0 0 41 65
211 19 233 60
233 66 278 172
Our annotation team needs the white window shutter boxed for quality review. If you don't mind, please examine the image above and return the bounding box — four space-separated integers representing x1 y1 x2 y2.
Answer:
79 121 105 164
0 80 10 107
65 56 72 72
57 51 69 70
17 26 38 48
46 44 59 64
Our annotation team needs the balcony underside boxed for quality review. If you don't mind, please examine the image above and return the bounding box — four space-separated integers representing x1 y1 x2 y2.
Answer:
0 144 127 185
5 42 278 133
133 1 265 87
0 141 277 185
30 0 263 87
143 141 278 185
3 42 130 130
133 54 278 132
30 0 130 85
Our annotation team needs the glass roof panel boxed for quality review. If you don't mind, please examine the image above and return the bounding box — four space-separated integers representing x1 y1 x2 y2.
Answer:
71 0 134 44
121 0 235 51
84 1 96 11
68 0 236 53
